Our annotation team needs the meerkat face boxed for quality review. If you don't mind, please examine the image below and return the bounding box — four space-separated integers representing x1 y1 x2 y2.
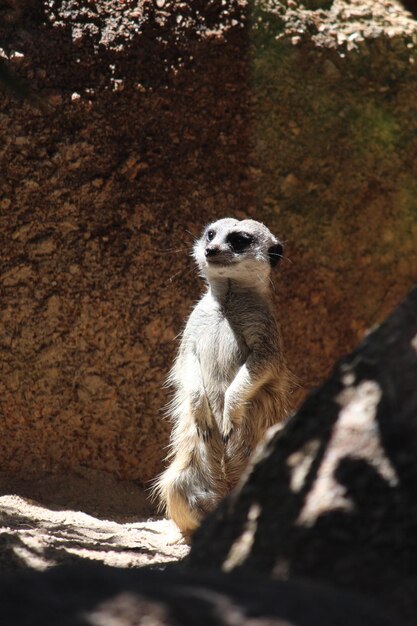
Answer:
193 217 283 284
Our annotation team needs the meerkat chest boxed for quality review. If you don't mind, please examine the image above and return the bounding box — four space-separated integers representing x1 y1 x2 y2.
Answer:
199 314 246 372
189 301 248 385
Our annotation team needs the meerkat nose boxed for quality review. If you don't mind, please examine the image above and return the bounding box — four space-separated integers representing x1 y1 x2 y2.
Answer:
205 247 219 257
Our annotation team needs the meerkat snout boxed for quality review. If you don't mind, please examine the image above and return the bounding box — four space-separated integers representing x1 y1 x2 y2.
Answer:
205 246 219 258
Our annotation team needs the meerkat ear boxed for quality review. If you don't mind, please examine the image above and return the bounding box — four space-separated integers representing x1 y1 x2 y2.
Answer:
268 242 283 267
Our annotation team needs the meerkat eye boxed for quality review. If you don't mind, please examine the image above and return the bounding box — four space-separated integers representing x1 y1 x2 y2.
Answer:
206 229 215 242
227 232 253 253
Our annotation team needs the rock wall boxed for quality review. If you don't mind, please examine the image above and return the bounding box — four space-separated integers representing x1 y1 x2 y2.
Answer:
251 0 417 388
0 0 416 486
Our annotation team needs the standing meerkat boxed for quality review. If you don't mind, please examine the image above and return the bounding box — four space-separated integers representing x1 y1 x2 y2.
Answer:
155 217 292 539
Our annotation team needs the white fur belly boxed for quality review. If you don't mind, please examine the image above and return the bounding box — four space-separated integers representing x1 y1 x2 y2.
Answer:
196 316 247 419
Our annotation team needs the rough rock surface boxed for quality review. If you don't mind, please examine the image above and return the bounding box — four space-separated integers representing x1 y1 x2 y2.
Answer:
187 287 417 624
0 0 252 485
0 494 187 573
0 561 403 626
1 0 417 487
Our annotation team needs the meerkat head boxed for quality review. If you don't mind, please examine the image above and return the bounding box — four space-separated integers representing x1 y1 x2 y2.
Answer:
193 217 283 286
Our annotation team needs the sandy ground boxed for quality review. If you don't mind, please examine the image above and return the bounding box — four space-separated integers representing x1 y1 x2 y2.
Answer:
0 470 189 574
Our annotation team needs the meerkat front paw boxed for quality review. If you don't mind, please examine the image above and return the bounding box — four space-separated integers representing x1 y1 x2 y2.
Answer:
194 410 214 441
195 422 213 441
221 403 244 443
220 417 234 443
191 394 214 442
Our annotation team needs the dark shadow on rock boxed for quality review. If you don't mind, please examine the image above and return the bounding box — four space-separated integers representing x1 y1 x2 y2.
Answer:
0 560 404 626
400 0 417 19
289 458 409 590
0 532 34 574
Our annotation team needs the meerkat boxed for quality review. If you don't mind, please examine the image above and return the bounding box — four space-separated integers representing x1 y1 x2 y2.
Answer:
155 217 292 539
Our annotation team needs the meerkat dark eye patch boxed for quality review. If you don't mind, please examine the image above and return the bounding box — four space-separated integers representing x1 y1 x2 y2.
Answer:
227 232 253 253
206 229 215 242
268 243 283 267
